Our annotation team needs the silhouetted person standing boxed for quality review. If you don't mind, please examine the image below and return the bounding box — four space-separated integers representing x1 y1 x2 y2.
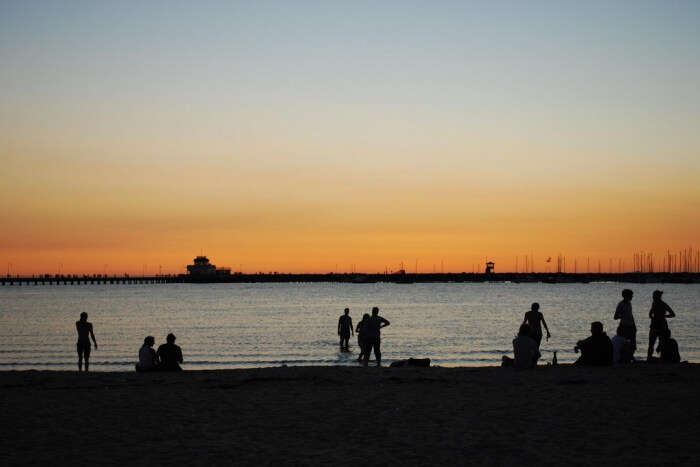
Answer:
157 333 183 371
356 313 370 362
136 336 158 372
522 303 551 348
76 312 97 372
614 289 636 357
338 308 353 351
647 290 675 361
574 322 613 366
362 307 390 367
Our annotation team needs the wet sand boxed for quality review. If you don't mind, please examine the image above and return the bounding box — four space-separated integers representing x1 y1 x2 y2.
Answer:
2 364 699 466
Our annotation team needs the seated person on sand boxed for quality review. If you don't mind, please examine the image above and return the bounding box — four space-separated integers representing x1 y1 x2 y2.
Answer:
573 322 613 366
136 336 159 372
502 324 539 369
611 326 634 364
157 333 184 371
652 329 681 364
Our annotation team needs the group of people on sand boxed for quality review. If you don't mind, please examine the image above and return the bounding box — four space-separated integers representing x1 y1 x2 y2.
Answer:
76 289 682 372
611 288 680 364
135 333 184 372
505 289 681 369
504 303 551 369
337 307 390 366
74 311 183 372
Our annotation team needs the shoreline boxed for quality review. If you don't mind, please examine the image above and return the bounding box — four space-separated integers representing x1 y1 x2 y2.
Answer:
3 364 699 465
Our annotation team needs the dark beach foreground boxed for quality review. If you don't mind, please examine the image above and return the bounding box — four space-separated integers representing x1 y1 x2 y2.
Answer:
2 364 699 466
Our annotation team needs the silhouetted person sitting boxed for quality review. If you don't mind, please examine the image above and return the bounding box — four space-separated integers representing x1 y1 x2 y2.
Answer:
657 329 681 364
356 313 370 362
362 307 390 367
512 324 539 369
574 321 613 366
647 290 675 361
522 302 551 349
75 312 98 372
338 308 353 351
136 336 158 372
157 333 183 371
611 326 633 364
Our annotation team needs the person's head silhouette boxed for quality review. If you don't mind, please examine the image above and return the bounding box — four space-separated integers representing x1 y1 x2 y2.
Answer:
144 336 155 347
344 308 349 315
653 290 663 300
371 307 379 316
167 333 176 344
531 303 539 311
616 326 624 337
622 289 633 300
518 324 531 337
79 312 88 321
591 321 604 336
362 313 370 321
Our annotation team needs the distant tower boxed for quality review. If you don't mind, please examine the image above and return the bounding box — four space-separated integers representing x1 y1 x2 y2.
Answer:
485 261 495 274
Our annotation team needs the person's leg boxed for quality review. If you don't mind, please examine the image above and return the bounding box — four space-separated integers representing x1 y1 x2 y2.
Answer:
648 329 658 361
362 338 373 366
374 338 381 366
77 343 84 371
534 333 542 349
84 347 90 372
626 326 637 358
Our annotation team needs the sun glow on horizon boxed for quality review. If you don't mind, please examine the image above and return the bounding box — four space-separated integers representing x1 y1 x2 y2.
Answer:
1 2 699 275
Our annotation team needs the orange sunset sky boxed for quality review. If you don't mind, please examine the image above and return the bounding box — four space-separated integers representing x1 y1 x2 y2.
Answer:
1 2 699 275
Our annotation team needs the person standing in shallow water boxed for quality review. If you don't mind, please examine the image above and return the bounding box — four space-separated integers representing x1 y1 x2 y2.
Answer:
157 333 183 371
76 312 97 372
337 308 353 351
362 307 390 367
648 290 675 361
614 289 636 358
522 303 551 349
356 313 370 361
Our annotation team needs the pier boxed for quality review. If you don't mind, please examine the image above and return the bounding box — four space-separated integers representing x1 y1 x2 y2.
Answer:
0 275 179 286
2 272 699 286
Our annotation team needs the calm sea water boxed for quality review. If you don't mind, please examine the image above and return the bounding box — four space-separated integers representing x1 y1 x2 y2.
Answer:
0 282 698 370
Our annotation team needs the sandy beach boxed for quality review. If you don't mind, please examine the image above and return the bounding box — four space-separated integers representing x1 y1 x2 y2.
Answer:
2 364 699 466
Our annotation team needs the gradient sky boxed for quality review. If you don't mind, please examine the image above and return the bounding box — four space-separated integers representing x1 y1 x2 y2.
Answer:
1 1 699 274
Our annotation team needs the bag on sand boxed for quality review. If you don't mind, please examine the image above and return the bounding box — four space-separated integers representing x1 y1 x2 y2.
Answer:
390 358 431 368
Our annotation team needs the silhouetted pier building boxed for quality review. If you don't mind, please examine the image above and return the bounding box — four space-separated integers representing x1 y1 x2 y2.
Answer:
485 261 495 274
184 256 231 281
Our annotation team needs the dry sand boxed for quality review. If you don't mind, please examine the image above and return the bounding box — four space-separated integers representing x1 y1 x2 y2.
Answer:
2 364 699 466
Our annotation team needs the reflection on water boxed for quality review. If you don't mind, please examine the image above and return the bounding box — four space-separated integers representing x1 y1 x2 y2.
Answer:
1 282 698 370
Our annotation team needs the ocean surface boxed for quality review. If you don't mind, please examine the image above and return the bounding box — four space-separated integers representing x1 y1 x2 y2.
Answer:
0 282 698 371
